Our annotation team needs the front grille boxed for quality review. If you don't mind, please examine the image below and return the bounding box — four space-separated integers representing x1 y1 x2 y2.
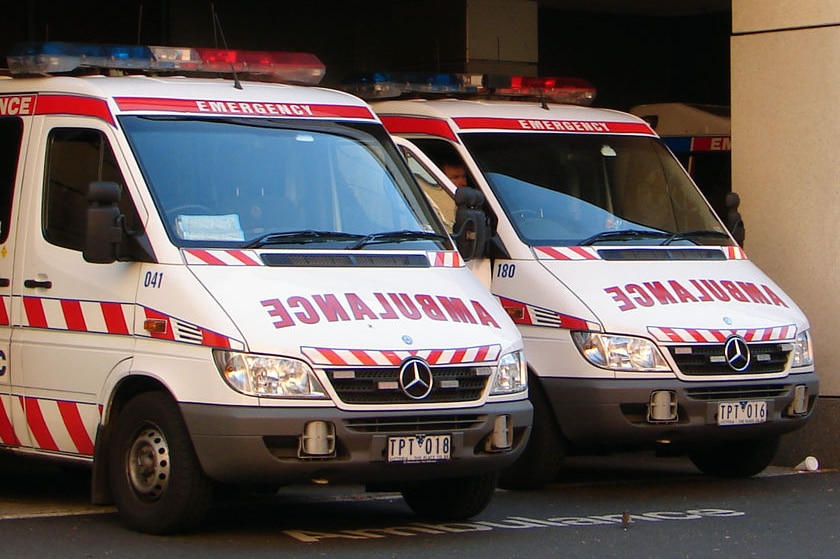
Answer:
669 342 789 376
326 366 489 404
345 414 486 433
685 384 792 401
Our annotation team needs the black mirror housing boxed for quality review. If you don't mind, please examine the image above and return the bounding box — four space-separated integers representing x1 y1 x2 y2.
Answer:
83 181 123 264
452 186 490 260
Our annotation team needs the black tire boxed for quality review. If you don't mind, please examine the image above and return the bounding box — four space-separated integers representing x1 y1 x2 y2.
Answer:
108 391 214 534
688 435 780 478
498 378 565 490
401 471 499 520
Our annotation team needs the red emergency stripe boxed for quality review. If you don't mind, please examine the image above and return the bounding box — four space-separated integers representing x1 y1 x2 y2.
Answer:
0 398 20 446
201 330 232 349
724 246 747 260
23 296 48 328
302 344 501 366
378 115 458 142
57 400 95 455
429 251 462 267
648 325 796 343
21 396 58 451
114 97 376 120
60 299 87 331
228 250 262 266
101 302 130 335
452 117 656 135
35 94 115 126
184 249 231 265
0 296 9 326
534 246 600 260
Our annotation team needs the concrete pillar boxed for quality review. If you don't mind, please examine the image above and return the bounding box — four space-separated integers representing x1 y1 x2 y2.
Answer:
732 0 840 467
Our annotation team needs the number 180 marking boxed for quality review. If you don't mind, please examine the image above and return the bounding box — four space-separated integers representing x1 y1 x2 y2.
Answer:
496 263 516 278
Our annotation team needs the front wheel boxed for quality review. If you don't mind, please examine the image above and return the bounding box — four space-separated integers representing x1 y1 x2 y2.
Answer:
401 471 499 520
108 391 214 534
688 435 780 478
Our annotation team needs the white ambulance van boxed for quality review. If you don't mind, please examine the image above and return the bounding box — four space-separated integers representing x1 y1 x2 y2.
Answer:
0 44 531 533
349 73 818 489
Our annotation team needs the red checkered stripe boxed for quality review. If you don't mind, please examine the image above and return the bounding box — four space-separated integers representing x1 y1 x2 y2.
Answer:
0 295 9 326
302 344 502 366
724 246 748 260
21 296 133 333
16 296 241 349
534 246 600 260
184 249 262 266
428 251 463 267
0 395 97 455
648 324 797 343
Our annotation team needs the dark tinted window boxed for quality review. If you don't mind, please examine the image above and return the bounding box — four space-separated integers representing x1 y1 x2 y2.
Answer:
0 118 23 244
44 128 137 251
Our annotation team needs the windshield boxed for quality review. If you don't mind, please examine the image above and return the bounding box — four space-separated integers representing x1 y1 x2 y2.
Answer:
460 133 730 247
120 116 448 250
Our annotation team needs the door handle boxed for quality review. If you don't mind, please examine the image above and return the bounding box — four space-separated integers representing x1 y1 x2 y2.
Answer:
24 279 53 289
0 278 9 287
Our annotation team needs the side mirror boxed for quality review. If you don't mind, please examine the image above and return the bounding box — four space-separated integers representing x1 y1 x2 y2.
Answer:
83 181 123 264
725 191 745 247
452 186 490 260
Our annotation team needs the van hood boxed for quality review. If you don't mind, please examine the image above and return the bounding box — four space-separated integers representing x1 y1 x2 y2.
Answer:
538 256 808 337
187 256 522 361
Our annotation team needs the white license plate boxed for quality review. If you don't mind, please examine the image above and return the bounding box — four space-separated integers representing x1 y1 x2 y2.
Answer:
387 434 451 463
717 400 767 425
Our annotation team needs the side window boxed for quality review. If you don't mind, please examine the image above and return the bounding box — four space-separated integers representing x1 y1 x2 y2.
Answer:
0 118 23 244
44 128 137 251
400 146 457 231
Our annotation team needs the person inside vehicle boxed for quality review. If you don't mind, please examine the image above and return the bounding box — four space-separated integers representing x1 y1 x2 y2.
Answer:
441 158 469 188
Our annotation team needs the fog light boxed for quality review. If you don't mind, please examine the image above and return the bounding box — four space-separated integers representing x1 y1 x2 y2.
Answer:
788 385 809 416
300 421 336 457
648 390 678 422
486 415 512 451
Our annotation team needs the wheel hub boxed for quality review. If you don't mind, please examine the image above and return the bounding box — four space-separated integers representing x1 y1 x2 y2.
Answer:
127 426 170 501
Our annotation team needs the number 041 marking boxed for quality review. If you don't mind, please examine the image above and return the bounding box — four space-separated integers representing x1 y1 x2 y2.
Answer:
143 271 164 288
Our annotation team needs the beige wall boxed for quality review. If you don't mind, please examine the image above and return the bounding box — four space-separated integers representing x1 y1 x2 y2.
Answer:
466 0 538 75
732 1 840 395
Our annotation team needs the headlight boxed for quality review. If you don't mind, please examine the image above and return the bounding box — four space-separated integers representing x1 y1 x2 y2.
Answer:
491 350 527 395
213 350 328 398
791 330 814 368
572 332 671 372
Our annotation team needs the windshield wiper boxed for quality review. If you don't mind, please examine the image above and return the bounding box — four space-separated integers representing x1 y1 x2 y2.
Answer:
244 230 365 248
660 230 731 246
578 229 669 246
347 230 448 250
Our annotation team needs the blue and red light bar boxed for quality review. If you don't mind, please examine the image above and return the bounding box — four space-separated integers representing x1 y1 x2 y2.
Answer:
6 42 326 85
340 71 596 105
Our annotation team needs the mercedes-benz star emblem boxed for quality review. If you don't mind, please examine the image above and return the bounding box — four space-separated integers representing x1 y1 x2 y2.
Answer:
398 358 434 400
724 336 750 372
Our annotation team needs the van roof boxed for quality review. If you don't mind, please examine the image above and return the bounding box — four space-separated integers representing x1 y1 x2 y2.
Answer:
0 74 376 120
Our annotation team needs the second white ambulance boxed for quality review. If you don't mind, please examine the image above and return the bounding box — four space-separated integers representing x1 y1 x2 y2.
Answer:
353 73 818 489
0 44 531 533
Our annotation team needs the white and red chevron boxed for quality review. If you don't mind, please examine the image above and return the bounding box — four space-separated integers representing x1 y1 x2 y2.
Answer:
534 246 600 260
427 251 463 268
184 248 262 266
648 324 796 343
0 396 98 455
302 344 502 366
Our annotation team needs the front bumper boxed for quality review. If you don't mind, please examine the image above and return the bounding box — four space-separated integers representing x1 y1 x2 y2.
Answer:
181 399 532 484
541 372 819 448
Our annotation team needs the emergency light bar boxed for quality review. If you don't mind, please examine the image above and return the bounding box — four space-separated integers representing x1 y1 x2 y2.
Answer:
6 42 326 85
341 71 596 105
341 71 484 99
